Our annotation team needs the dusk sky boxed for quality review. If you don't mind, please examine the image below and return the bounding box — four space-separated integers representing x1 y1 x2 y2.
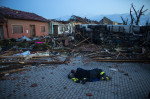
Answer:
0 0 150 19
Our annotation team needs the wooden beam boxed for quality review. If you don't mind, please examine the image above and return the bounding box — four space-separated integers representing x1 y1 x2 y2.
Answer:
0 56 24 59
84 59 150 63
0 68 27 75
77 32 91 44
0 56 53 59
84 52 100 57
0 61 65 65
0 64 24 71
89 54 113 58
76 37 89 46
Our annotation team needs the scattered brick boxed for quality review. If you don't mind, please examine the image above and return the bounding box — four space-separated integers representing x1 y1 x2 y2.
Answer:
30 83 38 87
24 94 27 96
42 77 45 79
119 70 124 73
124 73 129 76
86 93 93 96
11 76 20 80
64 87 67 89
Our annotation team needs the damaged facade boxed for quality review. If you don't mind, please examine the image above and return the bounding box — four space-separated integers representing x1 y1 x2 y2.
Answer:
0 7 49 39
99 17 122 25
48 15 100 37
49 20 73 37
69 15 100 33
75 24 150 47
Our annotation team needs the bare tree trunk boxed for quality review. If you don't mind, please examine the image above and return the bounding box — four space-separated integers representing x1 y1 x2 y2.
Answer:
130 8 134 25
131 4 148 25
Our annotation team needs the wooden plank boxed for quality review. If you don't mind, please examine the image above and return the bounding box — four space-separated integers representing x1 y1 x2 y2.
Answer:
92 58 106 59
84 59 150 63
0 68 27 75
0 56 24 59
0 64 24 71
0 56 53 59
76 37 89 46
0 61 65 65
90 55 113 58
0 51 22 56
77 32 91 44
0 48 14 55
84 52 100 57
116 52 128 59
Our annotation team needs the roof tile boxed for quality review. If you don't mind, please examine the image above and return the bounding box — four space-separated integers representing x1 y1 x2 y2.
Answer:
0 7 48 22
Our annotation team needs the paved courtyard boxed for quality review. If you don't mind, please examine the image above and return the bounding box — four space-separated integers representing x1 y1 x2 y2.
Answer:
0 56 150 99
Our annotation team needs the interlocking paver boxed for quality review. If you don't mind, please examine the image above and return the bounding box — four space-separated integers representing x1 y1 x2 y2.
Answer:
0 56 150 99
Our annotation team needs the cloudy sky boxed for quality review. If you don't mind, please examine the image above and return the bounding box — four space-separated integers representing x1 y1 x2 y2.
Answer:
0 0 150 19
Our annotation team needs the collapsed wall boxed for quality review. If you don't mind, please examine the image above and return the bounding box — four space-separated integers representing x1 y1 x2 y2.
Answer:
75 24 150 47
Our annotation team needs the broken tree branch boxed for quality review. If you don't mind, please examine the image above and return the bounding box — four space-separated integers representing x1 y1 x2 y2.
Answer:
121 16 128 25
131 3 148 25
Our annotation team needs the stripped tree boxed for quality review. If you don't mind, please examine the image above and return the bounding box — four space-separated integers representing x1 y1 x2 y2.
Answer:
121 16 128 25
130 8 134 25
131 3 148 25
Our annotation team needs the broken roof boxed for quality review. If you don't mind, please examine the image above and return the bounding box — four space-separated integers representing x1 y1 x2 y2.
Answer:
99 17 114 24
0 7 48 22
69 15 89 24
69 15 99 24
49 19 71 24
0 15 6 23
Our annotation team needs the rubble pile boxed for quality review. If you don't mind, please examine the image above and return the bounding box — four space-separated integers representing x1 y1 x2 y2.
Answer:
74 24 150 60
0 25 150 80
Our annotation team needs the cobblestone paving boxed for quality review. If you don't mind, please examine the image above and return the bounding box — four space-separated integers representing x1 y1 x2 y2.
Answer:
0 56 150 99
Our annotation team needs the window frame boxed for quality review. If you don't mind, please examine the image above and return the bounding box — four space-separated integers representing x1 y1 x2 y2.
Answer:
40 26 45 32
59 25 63 32
12 24 23 34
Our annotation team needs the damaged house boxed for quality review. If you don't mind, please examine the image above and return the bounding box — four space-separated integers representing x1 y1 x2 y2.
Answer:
99 17 122 25
49 20 73 37
0 7 49 40
75 24 150 47
69 15 99 33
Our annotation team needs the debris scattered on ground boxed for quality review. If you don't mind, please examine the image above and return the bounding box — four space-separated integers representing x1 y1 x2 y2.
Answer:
86 93 93 96
110 68 118 72
24 94 27 97
64 87 67 89
124 73 129 76
0 26 150 80
30 83 38 87
50 72 54 74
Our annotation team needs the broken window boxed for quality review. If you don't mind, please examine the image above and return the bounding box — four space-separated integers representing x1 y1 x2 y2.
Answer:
41 26 45 32
12 25 23 34
59 26 63 32
64 25 68 31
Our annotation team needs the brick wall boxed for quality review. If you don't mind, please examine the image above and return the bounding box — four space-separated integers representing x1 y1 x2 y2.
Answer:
3 19 48 39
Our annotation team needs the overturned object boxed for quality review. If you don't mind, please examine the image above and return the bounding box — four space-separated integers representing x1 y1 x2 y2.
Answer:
68 68 111 84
